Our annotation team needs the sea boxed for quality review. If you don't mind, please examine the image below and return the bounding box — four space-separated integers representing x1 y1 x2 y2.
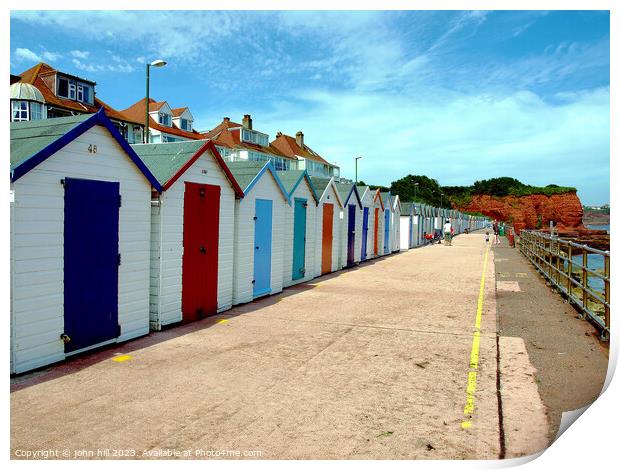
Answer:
571 224 610 294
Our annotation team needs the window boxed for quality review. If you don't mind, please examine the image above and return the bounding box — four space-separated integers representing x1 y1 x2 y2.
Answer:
68 82 76 100
11 101 28 121
151 134 162 143
81 85 91 103
132 126 143 144
242 129 269 147
30 102 44 120
158 113 171 126
180 118 191 131
77 85 84 102
57 77 69 98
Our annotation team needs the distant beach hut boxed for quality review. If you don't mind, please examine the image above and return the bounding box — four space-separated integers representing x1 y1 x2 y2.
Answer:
392 194 402 252
380 192 393 255
334 181 363 268
356 186 383 261
276 170 320 287
132 140 243 329
10 111 161 374
309 176 344 276
227 161 290 304
400 202 414 250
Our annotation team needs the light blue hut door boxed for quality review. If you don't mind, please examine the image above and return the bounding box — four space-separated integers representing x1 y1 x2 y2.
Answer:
253 199 273 297
292 198 307 281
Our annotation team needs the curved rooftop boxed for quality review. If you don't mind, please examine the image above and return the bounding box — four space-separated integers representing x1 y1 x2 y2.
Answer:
10 82 45 103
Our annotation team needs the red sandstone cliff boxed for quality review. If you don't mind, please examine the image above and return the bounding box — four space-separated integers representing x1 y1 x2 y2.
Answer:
455 193 584 233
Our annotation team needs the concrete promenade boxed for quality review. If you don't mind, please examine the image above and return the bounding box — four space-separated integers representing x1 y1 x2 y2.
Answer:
11 232 602 460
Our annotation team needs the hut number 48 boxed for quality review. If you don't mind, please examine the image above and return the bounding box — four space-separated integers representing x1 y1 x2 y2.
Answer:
88 144 98 154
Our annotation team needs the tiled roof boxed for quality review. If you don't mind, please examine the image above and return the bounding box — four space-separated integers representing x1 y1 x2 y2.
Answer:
121 98 203 140
275 170 307 194
130 140 206 186
10 114 91 169
225 161 269 191
308 176 332 197
171 107 188 117
334 181 355 205
271 132 331 165
202 117 244 140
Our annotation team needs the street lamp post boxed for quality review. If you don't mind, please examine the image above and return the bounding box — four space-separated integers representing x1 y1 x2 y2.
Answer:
355 156 362 183
144 59 167 143
414 182 419 201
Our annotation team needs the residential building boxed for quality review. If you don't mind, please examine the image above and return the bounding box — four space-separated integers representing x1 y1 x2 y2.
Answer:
202 114 295 171
121 98 203 143
271 131 340 178
9 62 144 144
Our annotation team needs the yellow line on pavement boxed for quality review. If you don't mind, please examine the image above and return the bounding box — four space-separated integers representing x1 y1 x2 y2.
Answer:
461 245 490 430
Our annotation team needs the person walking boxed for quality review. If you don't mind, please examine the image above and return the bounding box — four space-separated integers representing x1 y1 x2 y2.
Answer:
492 220 500 245
443 219 452 246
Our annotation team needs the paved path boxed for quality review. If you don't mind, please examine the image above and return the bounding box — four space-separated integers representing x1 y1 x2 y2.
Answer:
11 233 504 459
493 238 609 446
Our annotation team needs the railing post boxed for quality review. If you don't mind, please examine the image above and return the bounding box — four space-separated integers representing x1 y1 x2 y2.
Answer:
568 244 573 299
604 253 610 338
582 250 588 314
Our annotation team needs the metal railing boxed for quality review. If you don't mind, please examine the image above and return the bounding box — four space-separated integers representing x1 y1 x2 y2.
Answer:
519 230 610 340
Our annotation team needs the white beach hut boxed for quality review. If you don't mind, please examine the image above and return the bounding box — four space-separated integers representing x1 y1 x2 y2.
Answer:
392 194 402 252
227 161 290 304
131 140 243 330
309 176 344 276
334 181 364 268
399 202 414 250
276 170 320 287
10 111 162 374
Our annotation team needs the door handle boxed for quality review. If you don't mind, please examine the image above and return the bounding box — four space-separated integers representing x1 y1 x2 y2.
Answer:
60 334 71 344
255 246 259 250
200 246 207 254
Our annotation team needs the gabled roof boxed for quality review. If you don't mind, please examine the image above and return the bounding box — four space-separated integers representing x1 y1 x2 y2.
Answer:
130 140 243 196
392 194 402 212
276 170 320 203
270 132 331 165
380 191 392 210
10 109 162 191
373 189 385 211
334 181 362 208
308 176 344 208
226 161 290 204
121 98 203 140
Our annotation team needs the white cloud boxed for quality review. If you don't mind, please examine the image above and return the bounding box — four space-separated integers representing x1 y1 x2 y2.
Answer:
14 47 41 62
70 50 90 59
41 51 61 61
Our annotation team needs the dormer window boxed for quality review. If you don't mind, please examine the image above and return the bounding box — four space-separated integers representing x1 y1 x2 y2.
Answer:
242 129 269 147
158 113 171 126
180 118 192 131
57 76 93 104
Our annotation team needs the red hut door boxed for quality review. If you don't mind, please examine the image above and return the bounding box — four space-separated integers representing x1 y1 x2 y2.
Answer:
182 182 220 322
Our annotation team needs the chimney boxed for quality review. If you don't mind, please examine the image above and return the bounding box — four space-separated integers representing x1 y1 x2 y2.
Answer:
276 131 283 137
296 131 304 148
242 114 252 130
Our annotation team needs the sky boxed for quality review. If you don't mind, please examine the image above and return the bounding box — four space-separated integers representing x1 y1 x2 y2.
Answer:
10 10 610 205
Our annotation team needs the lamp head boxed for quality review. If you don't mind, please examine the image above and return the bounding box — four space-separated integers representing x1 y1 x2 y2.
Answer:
150 59 167 67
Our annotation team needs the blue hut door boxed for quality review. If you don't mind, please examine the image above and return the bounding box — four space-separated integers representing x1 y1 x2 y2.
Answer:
292 198 307 281
347 204 356 266
361 207 369 261
384 209 390 254
253 199 273 297
63 178 119 353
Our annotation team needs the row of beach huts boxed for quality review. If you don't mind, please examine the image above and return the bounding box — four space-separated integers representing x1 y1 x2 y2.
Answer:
10 110 487 374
